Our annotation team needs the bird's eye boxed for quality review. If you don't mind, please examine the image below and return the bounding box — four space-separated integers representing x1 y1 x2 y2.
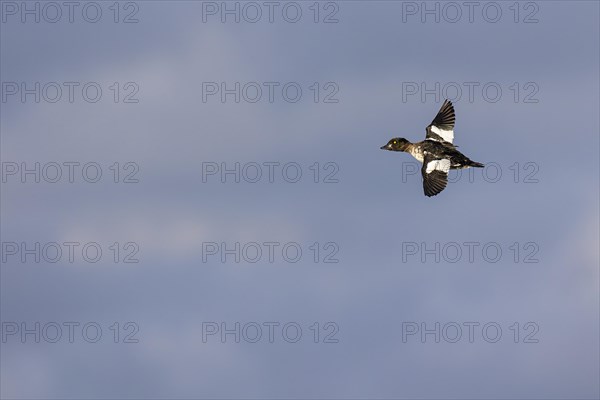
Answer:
393 140 397 144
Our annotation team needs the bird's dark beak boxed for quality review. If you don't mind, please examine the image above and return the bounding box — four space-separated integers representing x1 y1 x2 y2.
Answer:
380 144 389 150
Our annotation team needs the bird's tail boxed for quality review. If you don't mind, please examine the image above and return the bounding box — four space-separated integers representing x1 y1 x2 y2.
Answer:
469 160 484 168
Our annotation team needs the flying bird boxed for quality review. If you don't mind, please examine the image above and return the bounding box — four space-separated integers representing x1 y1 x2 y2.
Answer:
380 99 484 197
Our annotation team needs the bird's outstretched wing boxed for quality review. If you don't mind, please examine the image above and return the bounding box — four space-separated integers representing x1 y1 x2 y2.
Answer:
425 99 455 144
421 155 450 197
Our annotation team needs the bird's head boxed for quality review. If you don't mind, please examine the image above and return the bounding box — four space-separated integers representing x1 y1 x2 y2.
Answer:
380 138 410 152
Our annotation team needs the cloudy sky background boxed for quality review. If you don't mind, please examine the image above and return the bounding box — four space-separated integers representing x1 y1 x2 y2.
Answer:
1 1 599 398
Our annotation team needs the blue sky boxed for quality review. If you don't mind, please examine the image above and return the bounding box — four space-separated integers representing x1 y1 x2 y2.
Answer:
1 1 599 398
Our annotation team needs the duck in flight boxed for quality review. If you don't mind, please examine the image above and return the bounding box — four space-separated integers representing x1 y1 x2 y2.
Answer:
380 99 484 197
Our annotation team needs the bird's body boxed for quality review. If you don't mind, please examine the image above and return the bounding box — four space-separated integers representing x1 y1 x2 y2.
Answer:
380 99 484 196
404 140 483 170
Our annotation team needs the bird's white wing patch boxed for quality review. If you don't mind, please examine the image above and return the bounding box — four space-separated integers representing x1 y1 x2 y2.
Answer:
429 125 454 144
425 159 451 174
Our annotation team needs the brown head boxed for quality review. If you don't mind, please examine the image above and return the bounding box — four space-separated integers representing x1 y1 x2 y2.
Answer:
380 138 410 152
